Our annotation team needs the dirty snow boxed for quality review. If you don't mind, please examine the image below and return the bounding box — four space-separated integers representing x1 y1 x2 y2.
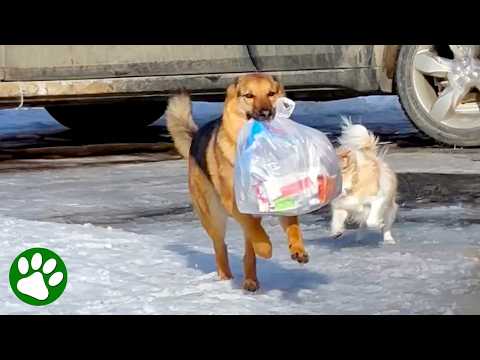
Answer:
153 95 418 136
0 160 479 315
0 95 418 139
0 96 479 314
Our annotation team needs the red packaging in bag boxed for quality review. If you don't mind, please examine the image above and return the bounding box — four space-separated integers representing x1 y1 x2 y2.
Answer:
318 175 338 203
280 177 313 198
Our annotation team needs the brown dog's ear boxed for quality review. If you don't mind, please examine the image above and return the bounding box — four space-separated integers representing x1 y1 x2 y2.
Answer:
272 75 285 96
225 77 240 101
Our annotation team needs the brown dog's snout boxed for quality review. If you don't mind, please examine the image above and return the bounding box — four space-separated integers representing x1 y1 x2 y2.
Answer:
254 107 274 121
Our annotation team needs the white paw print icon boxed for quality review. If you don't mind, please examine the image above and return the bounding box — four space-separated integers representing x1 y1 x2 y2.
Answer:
16 252 64 301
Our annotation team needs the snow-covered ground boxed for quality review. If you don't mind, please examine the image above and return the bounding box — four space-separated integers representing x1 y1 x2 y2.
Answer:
0 96 479 314
0 107 67 139
158 95 418 135
0 95 418 139
0 160 479 315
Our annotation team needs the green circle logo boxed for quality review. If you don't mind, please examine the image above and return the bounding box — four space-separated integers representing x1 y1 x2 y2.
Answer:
9 248 68 306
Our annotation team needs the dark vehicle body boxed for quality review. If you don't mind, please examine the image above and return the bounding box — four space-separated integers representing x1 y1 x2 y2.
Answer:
0 45 478 145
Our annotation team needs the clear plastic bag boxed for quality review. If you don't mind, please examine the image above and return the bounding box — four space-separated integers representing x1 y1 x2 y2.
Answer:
234 97 342 216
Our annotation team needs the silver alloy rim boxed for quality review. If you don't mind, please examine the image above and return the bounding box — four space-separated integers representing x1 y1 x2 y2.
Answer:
412 45 480 129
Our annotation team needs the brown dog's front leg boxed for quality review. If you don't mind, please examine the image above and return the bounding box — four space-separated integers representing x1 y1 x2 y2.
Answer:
280 216 309 264
232 211 272 259
243 238 259 291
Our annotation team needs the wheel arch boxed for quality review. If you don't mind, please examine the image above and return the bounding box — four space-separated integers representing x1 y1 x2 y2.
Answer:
373 45 402 93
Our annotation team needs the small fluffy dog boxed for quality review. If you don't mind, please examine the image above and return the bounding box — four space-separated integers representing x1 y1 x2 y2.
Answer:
330 118 398 244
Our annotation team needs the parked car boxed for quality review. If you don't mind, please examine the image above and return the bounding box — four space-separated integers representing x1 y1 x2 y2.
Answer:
0 45 478 145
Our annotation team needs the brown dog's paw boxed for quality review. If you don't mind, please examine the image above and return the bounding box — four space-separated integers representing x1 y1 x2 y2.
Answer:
291 252 309 264
289 244 309 264
243 279 259 292
219 273 233 281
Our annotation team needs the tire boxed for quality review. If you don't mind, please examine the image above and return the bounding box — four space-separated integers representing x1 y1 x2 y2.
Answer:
396 45 480 147
46 99 166 133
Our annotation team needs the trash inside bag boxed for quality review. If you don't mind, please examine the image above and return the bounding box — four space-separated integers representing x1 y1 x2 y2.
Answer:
234 97 342 216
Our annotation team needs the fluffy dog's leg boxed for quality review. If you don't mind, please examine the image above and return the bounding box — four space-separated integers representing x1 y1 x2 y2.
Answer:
280 216 309 264
189 159 232 280
331 208 348 238
366 197 386 229
382 202 398 244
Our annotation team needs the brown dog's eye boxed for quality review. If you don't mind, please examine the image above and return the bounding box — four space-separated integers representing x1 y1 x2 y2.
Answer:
268 91 276 97
244 94 254 99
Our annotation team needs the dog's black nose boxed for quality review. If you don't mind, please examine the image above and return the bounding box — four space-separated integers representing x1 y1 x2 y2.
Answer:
256 109 272 120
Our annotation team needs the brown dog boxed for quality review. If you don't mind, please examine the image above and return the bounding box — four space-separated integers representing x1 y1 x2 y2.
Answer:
166 73 309 291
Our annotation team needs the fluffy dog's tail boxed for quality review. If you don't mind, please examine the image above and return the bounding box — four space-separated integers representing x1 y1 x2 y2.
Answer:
338 116 379 155
165 93 198 158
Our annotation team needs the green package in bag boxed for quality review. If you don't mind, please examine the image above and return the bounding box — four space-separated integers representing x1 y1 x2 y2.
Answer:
274 197 297 211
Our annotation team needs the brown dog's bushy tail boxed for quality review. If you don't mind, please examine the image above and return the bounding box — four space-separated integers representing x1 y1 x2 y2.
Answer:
166 93 198 158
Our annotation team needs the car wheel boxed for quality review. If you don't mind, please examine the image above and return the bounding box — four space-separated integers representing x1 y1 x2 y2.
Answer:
46 99 166 133
396 45 480 147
